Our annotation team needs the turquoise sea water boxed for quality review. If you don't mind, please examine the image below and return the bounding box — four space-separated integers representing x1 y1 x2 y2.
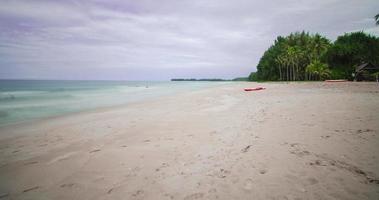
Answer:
0 80 226 126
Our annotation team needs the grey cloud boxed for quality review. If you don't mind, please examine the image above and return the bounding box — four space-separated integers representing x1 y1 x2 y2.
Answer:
0 0 378 80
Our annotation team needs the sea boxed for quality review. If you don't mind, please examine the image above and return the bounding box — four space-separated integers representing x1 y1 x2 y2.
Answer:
0 80 227 126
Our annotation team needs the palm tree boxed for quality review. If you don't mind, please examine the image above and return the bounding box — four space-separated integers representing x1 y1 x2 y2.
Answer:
306 60 331 80
275 56 284 81
375 14 379 25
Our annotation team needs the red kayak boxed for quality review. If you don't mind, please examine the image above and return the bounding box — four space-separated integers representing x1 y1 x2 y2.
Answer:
244 87 265 91
325 80 348 82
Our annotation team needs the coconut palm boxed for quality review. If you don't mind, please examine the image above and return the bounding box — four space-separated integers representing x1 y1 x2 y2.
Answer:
275 56 284 81
306 60 331 80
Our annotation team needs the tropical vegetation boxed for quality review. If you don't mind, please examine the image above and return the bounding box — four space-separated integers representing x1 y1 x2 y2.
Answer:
250 31 379 81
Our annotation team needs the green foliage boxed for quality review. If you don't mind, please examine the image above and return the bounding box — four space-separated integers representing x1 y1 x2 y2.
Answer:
251 31 379 81
372 72 379 81
248 72 258 81
255 31 331 81
306 60 331 80
329 68 346 79
232 77 249 81
326 32 379 80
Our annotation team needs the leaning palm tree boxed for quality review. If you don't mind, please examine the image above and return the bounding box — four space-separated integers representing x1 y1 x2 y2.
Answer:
375 14 379 25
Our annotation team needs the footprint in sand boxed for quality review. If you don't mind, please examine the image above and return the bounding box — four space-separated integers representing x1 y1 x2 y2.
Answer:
243 178 254 191
356 129 373 134
208 188 217 194
306 177 319 185
164 193 174 199
23 161 38 166
215 168 231 178
155 162 169 172
131 190 144 198
60 183 75 188
184 193 204 200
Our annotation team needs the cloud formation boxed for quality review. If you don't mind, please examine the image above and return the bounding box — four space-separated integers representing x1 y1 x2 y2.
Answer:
0 0 378 80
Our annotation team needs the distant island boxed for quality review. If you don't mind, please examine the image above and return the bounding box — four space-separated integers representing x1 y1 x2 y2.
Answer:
171 78 248 81
171 78 228 81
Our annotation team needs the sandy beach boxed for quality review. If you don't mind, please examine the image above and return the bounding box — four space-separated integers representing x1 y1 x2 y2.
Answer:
0 82 378 200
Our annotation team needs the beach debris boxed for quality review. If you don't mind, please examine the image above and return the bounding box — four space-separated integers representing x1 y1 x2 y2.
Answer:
241 145 252 153
89 149 101 153
23 186 39 193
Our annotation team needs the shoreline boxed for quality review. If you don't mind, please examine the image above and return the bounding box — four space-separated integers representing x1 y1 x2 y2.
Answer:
0 81 231 132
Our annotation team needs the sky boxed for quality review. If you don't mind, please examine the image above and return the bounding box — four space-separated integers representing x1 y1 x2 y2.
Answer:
0 0 378 80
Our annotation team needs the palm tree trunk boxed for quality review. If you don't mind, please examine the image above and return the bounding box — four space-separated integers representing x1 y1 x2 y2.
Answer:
286 65 289 81
296 64 299 81
290 63 293 81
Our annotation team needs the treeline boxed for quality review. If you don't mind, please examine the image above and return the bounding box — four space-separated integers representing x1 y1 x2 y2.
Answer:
250 31 379 81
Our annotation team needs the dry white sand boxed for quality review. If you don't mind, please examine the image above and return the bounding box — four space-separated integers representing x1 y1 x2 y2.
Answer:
0 82 378 200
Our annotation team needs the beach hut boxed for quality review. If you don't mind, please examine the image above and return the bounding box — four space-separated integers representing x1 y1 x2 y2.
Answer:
354 62 379 81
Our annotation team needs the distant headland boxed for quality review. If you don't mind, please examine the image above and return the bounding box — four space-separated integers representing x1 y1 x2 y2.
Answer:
171 77 248 81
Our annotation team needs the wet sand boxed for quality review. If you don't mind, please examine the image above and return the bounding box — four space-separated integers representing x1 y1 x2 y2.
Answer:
0 82 378 200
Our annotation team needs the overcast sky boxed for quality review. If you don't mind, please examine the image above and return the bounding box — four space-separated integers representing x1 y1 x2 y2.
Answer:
0 0 378 80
